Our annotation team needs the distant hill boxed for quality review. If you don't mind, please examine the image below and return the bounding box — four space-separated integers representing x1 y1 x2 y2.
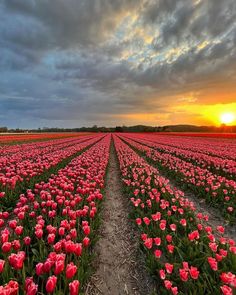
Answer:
162 124 236 133
116 124 236 133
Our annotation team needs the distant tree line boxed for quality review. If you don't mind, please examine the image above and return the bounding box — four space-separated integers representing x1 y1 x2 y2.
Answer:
1 124 236 133
0 127 8 132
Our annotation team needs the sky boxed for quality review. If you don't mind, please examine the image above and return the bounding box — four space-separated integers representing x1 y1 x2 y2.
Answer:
0 0 236 129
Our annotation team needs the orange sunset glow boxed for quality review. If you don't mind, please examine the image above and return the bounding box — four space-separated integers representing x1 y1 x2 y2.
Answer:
220 113 235 125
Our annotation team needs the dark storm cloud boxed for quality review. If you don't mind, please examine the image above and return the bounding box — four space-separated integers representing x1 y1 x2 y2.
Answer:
142 0 179 24
134 38 236 96
149 0 236 49
3 0 139 49
53 51 134 94
193 0 236 38
0 0 236 128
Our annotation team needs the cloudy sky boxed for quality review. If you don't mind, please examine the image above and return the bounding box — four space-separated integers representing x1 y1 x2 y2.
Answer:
0 0 236 128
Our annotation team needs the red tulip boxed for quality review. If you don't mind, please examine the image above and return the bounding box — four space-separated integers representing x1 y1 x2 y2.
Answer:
189 266 199 280
58 227 65 236
74 243 82 256
54 260 65 275
182 262 189 270
159 269 166 280
154 249 162 259
8 251 25 270
12 239 21 251
24 236 31 246
220 285 233 295
164 280 172 290
144 238 153 249
165 263 174 274
166 235 172 243
6 280 19 295
2 242 11 253
230 246 236 254
216 254 223 262
220 272 235 285
82 225 90 236
8 220 17 229
35 263 44 276
47 233 56 244
0 232 9 243
46 275 57 293
0 192 5 198
83 237 90 247
15 225 23 235
209 242 218 252
171 286 178 295
188 230 199 241
25 277 38 295
179 268 188 282
66 262 77 279
170 224 176 231
44 259 54 273
143 217 151 225
167 244 174 253
69 280 80 295
25 277 34 290
217 226 225 234
0 259 5 273
141 233 147 241
152 212 161 221
159 222 166 231
180 219 187 226
208 257 218 271
154 237 161 246
26 282 38 295
35 229 43 239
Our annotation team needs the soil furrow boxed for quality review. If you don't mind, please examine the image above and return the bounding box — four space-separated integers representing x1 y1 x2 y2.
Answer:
87 139 155 295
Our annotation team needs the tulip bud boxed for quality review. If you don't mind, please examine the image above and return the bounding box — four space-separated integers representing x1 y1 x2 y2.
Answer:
69 280 80 295
0 259 5 273
66 262 77 279
83 237 90 247
46 275 57 293
35 263 44 276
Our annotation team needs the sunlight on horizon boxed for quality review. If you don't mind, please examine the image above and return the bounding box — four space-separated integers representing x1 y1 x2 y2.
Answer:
220 113 235 125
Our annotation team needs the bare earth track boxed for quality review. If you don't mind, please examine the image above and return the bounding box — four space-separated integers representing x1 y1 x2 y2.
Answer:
86 140 155 295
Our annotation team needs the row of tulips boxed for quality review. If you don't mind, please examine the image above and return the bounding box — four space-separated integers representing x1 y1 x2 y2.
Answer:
0 134 98 190
121 134 236 179
153 133 236 139
0 134 103 210
113 134 236 295
0 133 86 144
0 135 92 157
125 133 236 161
0 134 111 294
119 135 236 224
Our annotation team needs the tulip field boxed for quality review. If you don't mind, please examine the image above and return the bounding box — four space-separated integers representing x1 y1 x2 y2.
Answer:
0 133 90 144
0 133 235 294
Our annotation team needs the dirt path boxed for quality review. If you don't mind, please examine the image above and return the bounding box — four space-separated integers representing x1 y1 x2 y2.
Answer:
86 140 155 295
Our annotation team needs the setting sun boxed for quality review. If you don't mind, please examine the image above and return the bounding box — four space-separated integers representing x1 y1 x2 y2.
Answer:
220 113 235 125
